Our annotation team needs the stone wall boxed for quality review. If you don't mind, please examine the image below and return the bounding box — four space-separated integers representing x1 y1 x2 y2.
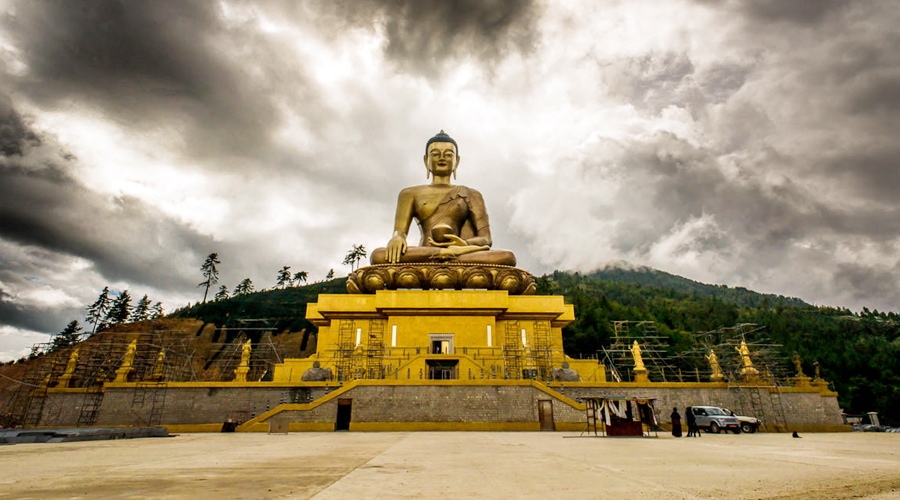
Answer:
561 385 844 427
33 382 844 431
33 392 86 427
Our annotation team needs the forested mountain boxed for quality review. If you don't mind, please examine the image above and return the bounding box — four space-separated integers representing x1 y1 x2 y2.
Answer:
584 265 809 308
540 269 898 426
173 268 898 426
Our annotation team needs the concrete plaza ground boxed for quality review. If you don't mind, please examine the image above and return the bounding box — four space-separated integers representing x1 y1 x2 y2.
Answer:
0 431 898 499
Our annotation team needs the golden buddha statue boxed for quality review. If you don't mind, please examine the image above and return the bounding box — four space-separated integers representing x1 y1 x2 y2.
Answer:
350 131 533 294
370 130 516 266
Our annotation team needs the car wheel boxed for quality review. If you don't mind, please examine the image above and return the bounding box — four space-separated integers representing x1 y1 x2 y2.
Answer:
710 422 720 434
741 423 755 433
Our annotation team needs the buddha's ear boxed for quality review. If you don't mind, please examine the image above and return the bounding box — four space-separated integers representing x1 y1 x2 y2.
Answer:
453 155 460 179
424 154 430 179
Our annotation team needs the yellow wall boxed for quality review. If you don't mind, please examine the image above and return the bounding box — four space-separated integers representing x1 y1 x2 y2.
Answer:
272 290 593 383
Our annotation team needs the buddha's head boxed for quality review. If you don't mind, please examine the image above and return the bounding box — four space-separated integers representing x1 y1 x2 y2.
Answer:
424 130 460 179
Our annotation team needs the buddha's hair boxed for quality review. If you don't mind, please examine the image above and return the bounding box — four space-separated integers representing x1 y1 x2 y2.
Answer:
425 130 458 155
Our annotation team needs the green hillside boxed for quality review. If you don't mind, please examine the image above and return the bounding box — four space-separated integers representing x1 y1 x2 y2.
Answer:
541 269 898 426
172 279 347 334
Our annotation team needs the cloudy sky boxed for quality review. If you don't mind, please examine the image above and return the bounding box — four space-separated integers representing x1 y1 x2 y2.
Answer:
1 0 898 361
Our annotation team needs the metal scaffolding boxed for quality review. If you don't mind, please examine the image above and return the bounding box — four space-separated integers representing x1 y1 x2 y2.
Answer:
2 322 290 428
600 321 678 382
678 324 795 384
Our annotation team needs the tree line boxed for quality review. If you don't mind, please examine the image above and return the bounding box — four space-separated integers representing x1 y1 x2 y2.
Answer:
1 286 166 364
195 247 367 303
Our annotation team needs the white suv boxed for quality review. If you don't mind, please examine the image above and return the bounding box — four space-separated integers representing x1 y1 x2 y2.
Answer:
722 408 761 433
690 406 741 434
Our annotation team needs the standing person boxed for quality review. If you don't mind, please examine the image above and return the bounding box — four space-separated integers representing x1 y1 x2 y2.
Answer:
685 406 696 437
670 407 682 437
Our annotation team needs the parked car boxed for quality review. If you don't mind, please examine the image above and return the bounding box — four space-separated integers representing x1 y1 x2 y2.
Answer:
722 408 761 433
690 406 741 434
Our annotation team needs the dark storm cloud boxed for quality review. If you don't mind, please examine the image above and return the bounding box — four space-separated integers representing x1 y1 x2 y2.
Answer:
313 0 541 76
6 1 217 87
0 159 215 291
819 149 900 206
0 289 78 335
2 0 294 162
0 93 40 156
615 131 900 251
832 262 900 308
3 0 539 169
738 0 847 25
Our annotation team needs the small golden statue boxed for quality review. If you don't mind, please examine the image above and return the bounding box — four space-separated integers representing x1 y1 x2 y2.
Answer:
735 340 759 381
630 340 649 383
792 352 805 377
56 347 80 388
707 349 724 381
63 348 79 375
810 360 828 389
735 340 753 368
115 339 138 382
122 339 137 368
240 339 251 367
630 340 645 371
234 340 252 383
150 349 166 380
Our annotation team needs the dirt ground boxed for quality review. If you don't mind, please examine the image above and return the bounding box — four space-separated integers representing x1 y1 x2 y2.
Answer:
0 431 898 499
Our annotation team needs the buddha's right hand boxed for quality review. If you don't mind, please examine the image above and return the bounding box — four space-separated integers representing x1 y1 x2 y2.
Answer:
427 234 467 248
386 235 407 263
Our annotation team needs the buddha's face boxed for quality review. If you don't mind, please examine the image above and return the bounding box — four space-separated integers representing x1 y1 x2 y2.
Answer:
425 141 459 177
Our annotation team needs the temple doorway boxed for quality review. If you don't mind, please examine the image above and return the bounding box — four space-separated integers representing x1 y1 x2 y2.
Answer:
335 398 352 431
429 334 454 354
426 359 458 380
539 400 555 431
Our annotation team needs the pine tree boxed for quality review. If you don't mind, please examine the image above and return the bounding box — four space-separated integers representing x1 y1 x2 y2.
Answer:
150 302 164 319
325 269 335 280
52 320 82 351
234 278 254 296
105 290 133 325
198 252 221 303
354 244 366 270
215 285 229 301
276 265 292 288
130 294 152 322
85 286 112 334
342 244 367 271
